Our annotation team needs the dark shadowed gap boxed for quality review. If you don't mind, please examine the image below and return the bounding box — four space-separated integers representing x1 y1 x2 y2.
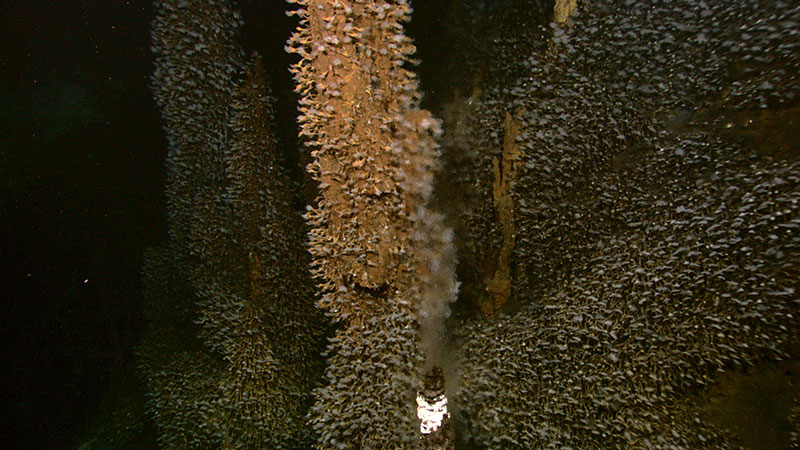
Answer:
239 0 310 208
405 0 454 115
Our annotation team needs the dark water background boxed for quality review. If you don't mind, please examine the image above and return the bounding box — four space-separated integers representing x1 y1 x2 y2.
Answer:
1 2 163 448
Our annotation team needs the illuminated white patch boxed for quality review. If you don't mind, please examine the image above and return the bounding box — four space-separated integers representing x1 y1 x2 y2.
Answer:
417 393 449 434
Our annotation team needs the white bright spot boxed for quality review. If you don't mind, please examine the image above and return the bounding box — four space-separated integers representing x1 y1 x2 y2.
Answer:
83 279 89 284
417 393 449 435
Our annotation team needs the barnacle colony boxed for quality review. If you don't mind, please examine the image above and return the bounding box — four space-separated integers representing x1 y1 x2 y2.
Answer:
141 0 323 447
287 0 455 447
445 0 800 447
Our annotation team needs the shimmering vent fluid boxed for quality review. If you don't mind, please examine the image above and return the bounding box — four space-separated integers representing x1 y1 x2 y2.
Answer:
417 393 449 435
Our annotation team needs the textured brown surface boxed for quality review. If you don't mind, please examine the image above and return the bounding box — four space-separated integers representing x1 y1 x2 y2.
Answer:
554 0 577 23
287 0 447 446
289 0 441 322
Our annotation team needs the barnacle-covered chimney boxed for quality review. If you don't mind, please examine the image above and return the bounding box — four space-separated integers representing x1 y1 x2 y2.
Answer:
142 1 323 447
287 0 450 447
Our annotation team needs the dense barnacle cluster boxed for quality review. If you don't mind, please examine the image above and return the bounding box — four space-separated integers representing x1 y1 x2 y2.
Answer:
458 138 800 447
150 0 243 270
140 1 323 447
450 0 800 307
448 0 800 447
286 0 451 447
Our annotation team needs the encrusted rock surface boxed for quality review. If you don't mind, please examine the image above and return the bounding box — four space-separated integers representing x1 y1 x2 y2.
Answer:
448 1 800 447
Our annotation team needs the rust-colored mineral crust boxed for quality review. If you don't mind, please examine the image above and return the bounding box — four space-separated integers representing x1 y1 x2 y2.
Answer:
554 0 577 23
480 111 523 316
